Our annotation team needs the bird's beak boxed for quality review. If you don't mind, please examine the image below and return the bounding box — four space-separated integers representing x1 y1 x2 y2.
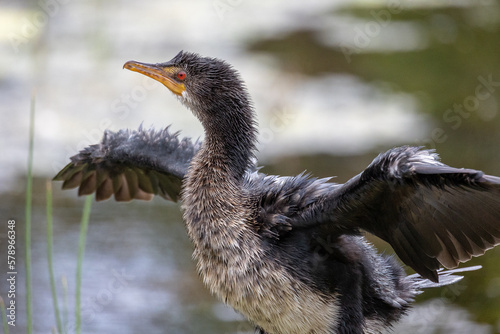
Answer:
123 61 185 96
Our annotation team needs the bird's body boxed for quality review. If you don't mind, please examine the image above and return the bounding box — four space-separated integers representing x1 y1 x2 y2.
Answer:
55 51 500 334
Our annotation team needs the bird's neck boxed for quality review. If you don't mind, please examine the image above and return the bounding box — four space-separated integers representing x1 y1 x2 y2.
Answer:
182 102 259 259
181 97 265 307
197 104 257 181
182 101 257 230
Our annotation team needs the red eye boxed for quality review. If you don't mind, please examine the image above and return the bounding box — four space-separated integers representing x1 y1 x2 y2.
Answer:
177 71 186 80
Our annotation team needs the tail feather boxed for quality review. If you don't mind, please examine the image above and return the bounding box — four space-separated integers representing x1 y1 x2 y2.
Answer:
408 265 482 290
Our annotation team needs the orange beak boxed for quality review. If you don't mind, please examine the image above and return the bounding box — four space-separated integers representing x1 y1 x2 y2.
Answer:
123 61 185 96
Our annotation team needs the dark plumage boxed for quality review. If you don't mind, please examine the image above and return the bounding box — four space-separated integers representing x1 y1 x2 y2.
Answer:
54 51 500 334
55 125 201 201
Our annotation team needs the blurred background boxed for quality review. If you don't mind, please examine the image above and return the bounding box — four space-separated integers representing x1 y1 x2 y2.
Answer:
1 0 500 333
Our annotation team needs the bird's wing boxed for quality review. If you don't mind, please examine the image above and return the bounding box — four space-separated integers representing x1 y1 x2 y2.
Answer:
247 171 336 240
306 146 500 282
53 126 201 202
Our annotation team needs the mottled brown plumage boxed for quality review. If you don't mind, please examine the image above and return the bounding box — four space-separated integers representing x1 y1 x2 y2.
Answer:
55 51 500 334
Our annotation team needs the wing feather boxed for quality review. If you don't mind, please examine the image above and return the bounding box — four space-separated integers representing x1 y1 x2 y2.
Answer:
313 146 500 282
53 126 201 202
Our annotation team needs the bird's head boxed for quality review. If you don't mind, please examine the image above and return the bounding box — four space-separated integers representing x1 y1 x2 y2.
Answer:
124 51 251 124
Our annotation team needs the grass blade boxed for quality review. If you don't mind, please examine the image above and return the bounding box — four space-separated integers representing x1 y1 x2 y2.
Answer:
75 196 92 334
61 276 68 334
25 93 35 334
46 181 63 334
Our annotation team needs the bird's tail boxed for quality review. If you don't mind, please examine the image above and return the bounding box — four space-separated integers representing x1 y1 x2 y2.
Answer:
407 265 482 292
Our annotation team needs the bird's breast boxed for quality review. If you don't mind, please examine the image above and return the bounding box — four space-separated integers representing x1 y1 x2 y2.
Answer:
187 220 341 334
182 185 341 333
181 158 341 333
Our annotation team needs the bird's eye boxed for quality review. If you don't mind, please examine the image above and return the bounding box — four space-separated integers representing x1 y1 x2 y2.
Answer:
177 71 186 81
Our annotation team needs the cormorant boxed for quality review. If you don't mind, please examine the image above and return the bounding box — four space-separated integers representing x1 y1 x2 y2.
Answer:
54 51 500 334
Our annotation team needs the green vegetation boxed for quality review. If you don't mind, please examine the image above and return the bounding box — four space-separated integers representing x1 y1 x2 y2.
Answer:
75 196 93 334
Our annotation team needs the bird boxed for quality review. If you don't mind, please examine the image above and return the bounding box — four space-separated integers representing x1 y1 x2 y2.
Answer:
54 51 500 334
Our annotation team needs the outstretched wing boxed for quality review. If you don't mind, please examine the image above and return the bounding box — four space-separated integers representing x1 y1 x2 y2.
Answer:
311 146 500 282
53 126 201 202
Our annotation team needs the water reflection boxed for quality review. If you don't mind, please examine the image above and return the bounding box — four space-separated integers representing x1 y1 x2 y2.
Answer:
1 0 500 333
